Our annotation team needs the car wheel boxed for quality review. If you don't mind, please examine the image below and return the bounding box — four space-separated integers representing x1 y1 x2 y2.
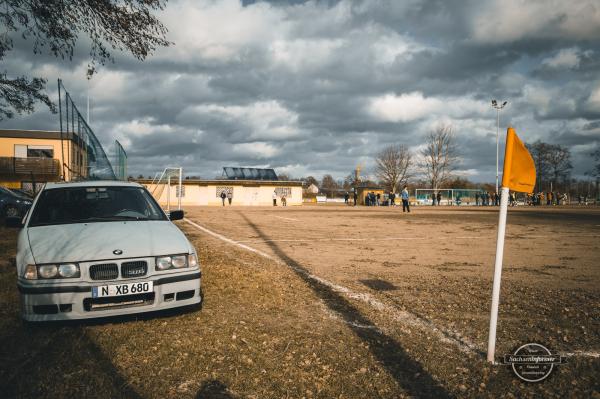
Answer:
4 205 19 218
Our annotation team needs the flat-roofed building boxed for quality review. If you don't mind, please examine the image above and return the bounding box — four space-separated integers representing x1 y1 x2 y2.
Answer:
0 129 89 190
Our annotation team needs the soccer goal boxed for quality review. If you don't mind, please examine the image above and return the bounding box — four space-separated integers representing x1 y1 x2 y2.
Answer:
149 167 183 212
414 189 485 205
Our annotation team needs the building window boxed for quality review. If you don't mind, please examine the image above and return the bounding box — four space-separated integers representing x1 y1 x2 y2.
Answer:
216 187 233 197
14 144 54 158
27 146 54 158
275 187 292 197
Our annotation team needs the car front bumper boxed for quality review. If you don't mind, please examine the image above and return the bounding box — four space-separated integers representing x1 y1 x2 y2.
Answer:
18 271 201 321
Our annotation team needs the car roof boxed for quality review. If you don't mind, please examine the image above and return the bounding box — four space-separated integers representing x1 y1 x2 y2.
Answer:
44 181 143 189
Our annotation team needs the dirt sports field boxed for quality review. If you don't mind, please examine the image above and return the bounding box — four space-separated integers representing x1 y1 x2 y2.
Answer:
1 205 599 398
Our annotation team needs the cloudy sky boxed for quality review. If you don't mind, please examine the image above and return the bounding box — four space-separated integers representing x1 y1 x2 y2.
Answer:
4 0 600 182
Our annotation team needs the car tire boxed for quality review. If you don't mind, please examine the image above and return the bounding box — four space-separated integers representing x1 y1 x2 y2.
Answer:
4 205 19 218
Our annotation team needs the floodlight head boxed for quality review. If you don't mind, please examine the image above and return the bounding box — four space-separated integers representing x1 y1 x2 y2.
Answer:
492 99 497 106
502 101 507 106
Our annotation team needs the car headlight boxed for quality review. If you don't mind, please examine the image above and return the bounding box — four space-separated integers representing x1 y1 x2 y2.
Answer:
58 263 80 278
156 256 173 270
24 263 81 279
155 254 192 271
38 264 58 279
188 253 198 268
24 264 37 280
171 255 187 268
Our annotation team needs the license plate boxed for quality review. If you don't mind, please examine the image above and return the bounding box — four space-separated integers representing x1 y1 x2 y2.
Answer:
92 281 153 298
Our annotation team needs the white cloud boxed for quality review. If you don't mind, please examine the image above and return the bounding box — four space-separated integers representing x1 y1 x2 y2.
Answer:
541 48 583 69
586 83 600 110
368 92 488 123
179 100 302 140
160 0 288 62
270 38 345 72
232 141 279 158
470 0 600 43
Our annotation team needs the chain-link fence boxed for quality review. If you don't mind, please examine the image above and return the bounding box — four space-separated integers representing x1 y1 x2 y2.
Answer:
58 79 116 180
112 140 127 181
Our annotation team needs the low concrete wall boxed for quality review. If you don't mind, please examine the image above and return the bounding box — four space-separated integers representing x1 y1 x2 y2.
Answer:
138 179 303 207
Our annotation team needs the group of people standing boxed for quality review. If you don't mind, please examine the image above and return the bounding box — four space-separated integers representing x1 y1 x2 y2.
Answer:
220 190 233 206
475 192 500 206
346 186 410 212
272 190 287 206
527 192 568 206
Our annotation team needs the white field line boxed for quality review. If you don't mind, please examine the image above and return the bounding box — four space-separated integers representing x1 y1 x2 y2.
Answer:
273 215 300 222
184 218 480 355
184 218 600 359
236 234 600 244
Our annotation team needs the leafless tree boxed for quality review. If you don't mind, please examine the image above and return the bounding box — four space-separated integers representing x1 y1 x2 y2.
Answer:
420 124 458 194
546 144 572 188
528 141 572 191
321 174 339 198
375 144 413 192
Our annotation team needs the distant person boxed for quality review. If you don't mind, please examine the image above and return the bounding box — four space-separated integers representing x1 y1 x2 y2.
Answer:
509 192 515 206
437 192 442 206
475 192 480 206
281 195 287 206
389 191 395 206
578 194 582 205
353 191 358 206
272 191 277 206
431 193 436 206
344 192 349 205
494 192 500 206
401 185 410 213
376 192 381 206
220 190 226 206
227 190 233 205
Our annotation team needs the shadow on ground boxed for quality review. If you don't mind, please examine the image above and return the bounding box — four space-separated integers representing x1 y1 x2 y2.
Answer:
240 213 453 398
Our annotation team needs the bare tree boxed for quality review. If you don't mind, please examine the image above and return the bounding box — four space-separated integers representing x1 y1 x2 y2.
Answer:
546 144 572 189
375 144 412 192
321 174 339 198
420 124 458 194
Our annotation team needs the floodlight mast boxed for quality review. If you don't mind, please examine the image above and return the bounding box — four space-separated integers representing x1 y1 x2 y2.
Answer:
491 100 508 195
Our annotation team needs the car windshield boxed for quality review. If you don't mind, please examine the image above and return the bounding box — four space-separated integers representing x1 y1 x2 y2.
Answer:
28 186 167 227
0 187 18 197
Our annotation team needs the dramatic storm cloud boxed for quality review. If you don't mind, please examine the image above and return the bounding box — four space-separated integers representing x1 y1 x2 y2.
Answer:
3 0 600 181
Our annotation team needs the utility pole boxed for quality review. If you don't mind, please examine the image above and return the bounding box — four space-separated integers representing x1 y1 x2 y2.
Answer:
492 100 508 194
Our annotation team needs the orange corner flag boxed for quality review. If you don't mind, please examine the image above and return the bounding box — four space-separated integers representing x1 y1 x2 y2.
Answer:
501 127 536 193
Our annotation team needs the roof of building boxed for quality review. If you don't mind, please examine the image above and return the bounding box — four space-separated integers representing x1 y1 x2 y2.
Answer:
222 166 278 181
44 181 142 189
134 178 302 187
0 129 80 142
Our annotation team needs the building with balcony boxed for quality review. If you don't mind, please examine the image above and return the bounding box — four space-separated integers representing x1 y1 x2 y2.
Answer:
0 129 89 191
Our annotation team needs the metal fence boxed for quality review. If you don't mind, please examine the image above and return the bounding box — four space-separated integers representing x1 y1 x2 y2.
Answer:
112 140 128 181
58 79 116 180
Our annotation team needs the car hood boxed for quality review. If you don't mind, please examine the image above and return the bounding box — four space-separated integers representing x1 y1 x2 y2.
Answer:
27 221 191 264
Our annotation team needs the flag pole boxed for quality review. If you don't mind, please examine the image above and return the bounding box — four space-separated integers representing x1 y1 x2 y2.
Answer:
487 185 510 363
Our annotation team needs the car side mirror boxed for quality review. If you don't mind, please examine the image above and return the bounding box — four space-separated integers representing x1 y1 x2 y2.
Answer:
169 210 184 221
5 217 23 228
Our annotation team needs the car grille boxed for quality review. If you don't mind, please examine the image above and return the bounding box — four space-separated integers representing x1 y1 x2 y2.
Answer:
89 263 119 280
121 261 148 278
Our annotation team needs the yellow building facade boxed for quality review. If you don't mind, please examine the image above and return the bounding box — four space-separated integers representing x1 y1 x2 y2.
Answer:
139 179 304 207
0 129 88 189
